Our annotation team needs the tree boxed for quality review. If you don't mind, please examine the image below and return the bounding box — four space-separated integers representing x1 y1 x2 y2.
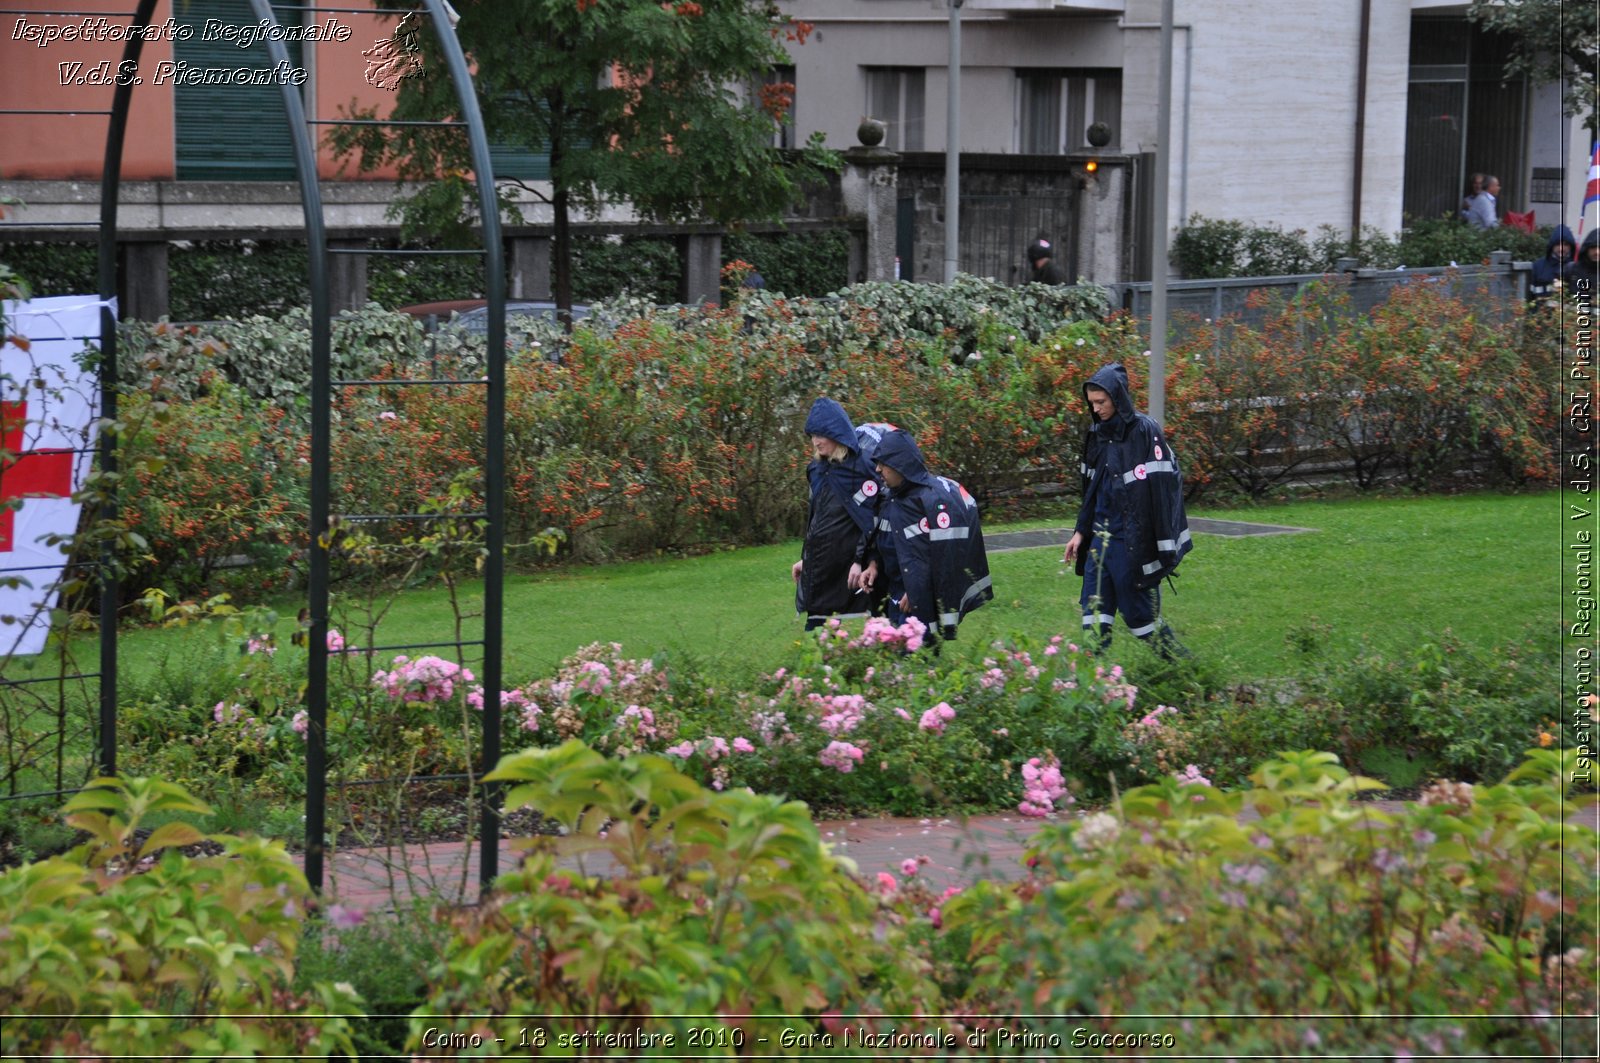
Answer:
1468 0 1598 133
330 0 837 316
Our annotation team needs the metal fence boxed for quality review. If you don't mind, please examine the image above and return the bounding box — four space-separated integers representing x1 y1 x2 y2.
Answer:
1109 254 1526 346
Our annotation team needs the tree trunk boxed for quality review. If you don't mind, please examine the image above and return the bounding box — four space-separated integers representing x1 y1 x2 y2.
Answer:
549 119 575 333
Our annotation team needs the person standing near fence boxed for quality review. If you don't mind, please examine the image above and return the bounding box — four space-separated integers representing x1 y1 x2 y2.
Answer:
1565 229 1600 297
793 397 886 629
1463 175 1500 230
1528 225 1576 304
1062 363 1192 660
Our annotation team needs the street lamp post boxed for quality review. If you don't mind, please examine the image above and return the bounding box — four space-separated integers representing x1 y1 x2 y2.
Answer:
944 0 963 283
1148 0 1174 423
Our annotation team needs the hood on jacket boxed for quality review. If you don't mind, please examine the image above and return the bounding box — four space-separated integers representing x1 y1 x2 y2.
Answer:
870 428 934 488
1581 230 1600 259
1085 363 1137 424
804 397 859 452
1548 225 1578 259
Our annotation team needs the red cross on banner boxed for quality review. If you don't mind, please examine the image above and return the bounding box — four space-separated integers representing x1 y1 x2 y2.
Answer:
1 400 75 552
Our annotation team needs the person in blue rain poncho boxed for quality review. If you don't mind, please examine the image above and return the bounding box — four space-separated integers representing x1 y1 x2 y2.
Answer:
869 427 992 642
793 398 887 629
1062 363 1192 659
1527 225 1575 305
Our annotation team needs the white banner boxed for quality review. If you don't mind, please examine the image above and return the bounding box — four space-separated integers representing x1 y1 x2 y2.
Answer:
1 295 107 657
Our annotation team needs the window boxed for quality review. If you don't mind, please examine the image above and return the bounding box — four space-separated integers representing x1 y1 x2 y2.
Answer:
864 67 925 151
173 0 304 179
1015 69 1121 154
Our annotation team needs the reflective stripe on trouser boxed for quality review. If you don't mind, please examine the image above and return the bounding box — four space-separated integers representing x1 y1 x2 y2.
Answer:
1079 534 1159 637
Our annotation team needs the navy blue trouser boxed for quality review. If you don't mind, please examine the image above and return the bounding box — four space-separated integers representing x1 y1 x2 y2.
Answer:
1079 532 1160 645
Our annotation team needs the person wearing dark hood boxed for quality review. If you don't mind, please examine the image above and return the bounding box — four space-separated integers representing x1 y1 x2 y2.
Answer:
1565 229 1600 299
1026 237 1069 285
853 418 907 623
794 397 886 629
871 428 993 642
1528 225 1576 304
1062 364 1192 659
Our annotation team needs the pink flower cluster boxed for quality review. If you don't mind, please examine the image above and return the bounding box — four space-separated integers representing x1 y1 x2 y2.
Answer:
614 703 660 741
371 655 476 704
573 659 613 696
928 885 963 929
520 643 675 750
663 733 756 789
834 615 928 653
1041 634 1077 658
465 687 541 731
819 740 865 773
212 701 265 740
1018 755 1073 817
665 734 755 760
918 701 956 733
1174 763 1212 789
811 692 868 735
1094 663 1139 710
291 709 309 739
1137 704 1177 728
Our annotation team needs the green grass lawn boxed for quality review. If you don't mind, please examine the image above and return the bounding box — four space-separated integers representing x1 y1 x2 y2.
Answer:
84 488 1557 691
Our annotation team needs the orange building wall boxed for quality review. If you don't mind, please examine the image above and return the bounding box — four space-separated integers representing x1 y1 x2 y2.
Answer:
314 10 406 181
1 0 175 180
1 2 408 182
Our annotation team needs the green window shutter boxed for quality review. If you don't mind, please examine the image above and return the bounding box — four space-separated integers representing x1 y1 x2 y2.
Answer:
173 1 304 181
485 142 551 182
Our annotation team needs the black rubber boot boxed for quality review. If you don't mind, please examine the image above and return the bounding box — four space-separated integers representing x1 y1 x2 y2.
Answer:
1141 623 1191 662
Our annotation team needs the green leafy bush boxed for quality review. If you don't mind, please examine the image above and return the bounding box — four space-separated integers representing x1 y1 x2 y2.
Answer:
1165 278 1558 499
1174 213 1550 279
92 273 1556 598
0 776 363 1057
119 383 306 598
1121 635 1560 791
723 229 850 297
119 305 429 405
742 272 1111 361
409 740 938 1051
495 627 1150 815
943 748 1597 1056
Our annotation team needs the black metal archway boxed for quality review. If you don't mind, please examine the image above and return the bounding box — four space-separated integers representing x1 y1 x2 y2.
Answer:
2 0 509 895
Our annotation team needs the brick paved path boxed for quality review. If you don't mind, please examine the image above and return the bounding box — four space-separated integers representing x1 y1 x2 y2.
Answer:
300 811 1054 915
299 798 1599 917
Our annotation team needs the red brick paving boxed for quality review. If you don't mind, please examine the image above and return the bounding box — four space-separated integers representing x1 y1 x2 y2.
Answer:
299 799 1600 917
299 812 1054 915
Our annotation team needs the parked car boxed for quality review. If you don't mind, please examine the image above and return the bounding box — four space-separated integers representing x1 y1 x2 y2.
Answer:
396 299 592 335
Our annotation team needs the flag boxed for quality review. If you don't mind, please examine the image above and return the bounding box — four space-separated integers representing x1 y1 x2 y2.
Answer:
1582 142 1600 235
0 296 104 656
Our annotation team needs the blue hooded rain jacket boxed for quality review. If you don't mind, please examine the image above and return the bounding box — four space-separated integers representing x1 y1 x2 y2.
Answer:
871 429 992 638
798 398 886 623
1073 363 1192 591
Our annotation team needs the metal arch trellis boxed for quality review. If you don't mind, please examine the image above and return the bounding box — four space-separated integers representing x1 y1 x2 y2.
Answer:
0 0 159 796
247 0 509 895
0 0 508 896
